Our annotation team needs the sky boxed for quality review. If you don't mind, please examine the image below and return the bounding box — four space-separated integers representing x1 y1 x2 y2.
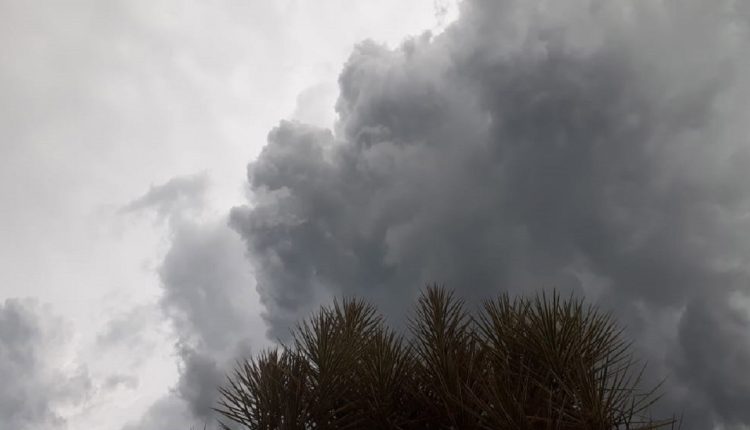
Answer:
0 1 457 428
2 0 750 429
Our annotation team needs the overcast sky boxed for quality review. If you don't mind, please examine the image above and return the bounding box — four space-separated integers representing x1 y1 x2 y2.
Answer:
3 1 750 429
0 1 456 428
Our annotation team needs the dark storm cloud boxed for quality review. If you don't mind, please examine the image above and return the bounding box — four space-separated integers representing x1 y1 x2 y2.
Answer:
230 0 750 427
0 299 92 430
676 292 750 426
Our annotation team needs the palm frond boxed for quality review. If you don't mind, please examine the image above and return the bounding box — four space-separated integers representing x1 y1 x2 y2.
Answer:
214 286 676 430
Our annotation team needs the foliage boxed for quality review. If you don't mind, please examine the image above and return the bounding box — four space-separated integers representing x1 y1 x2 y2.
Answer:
214 286 678 429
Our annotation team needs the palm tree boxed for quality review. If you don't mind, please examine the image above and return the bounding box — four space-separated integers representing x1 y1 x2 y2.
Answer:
214 286 678 429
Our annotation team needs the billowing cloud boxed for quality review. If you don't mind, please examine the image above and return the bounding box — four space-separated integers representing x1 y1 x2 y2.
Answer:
230 0 750 428
161 219 266 418
122 175 267 429
0 299 92 430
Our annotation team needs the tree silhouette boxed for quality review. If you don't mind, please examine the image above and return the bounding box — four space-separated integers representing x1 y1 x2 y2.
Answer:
214 286 678 429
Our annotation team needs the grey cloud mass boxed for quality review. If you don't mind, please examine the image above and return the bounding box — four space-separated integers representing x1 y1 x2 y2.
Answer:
160 219 264 420
123 176 266 429
0 299 92 430
230 0 750 428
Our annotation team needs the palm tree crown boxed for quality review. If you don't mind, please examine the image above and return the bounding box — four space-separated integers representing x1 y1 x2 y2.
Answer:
215 286 677 430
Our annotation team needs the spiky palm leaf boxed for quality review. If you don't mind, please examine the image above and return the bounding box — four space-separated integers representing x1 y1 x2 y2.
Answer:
474 291 676 429
214 286 677 430
408 287 485 429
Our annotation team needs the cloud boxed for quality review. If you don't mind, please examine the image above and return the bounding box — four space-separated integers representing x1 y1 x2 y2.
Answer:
164 219 267 419
94 304 169 382
122 174 267 429
0 299 92 430
124 218 266 429
676 291 750 426
103 374 140 391
121 397 195 430
120 173 210 222
230 0 750 427
96 305 160 350
0 1 462 428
